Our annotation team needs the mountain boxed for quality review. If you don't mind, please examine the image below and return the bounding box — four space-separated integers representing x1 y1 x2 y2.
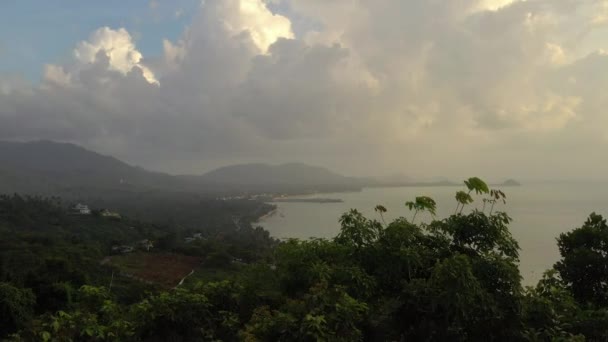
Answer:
0 141 364 197
183 163 365 193
0 140 190 196
375 173 414 185
500 179 521 186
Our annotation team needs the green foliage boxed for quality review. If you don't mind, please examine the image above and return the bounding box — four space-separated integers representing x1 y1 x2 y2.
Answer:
373 205 386 214
0 283 35 336
242 282 367 342
12 286 134 341
464 177 490 195
490 189 507 204
521 270 584 341
455 190 473 206
133 289 222 341
429 211 519 259
455 190 474 214
7 185 608 340
336 210 382 250
555 212 608 306
405 196 437 222
456 177 490 214
374 205 387 224
428 255 489 339
484 189 507 215
405 196 437 216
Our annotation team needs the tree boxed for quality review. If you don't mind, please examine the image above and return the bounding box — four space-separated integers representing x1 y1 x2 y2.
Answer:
12 184 608 340
555 212 608 306
0 283 35 337
455 191 473 214
485 189 506 215
454 177 489 214
7 286 135 341
242 281 367 342
464 177 490 195
405 196 437 223
335 209 381 250
374 205 387 225
429 211 519 259
132 285 240 341
521 270 585 341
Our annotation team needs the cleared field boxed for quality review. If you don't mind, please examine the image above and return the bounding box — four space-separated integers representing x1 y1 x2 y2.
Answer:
109 253 202 288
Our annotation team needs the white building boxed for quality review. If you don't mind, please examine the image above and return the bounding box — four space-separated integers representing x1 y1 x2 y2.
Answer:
100 209 121 219
138 239 154 251
72 203 91 215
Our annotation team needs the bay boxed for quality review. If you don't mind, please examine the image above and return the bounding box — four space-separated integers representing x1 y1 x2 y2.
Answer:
260 182 608 286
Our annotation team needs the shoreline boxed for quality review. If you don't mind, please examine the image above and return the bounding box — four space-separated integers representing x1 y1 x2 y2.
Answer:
255 206 278 222
366 182 521 188
272 198 343 203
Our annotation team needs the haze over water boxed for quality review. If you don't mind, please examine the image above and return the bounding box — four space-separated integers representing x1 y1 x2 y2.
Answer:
261 182 608 286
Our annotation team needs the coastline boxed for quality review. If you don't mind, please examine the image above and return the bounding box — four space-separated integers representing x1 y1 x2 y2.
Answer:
272 198 343 203
366 182 521 188
255 206 278 222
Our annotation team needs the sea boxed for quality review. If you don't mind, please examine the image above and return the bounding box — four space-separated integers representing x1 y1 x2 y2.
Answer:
259 182 608 286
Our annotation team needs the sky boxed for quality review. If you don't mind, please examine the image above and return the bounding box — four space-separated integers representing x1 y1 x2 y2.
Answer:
1 0 608 180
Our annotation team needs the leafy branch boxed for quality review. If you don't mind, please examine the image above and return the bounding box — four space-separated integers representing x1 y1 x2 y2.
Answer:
405 196 436 223
374 205 387 225
455 177 489 214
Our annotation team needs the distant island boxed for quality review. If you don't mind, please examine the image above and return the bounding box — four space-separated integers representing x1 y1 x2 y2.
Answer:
500 179 521 186
272 198 344 203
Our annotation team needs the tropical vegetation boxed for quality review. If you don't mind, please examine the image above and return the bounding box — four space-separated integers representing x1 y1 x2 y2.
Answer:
2 178 608 341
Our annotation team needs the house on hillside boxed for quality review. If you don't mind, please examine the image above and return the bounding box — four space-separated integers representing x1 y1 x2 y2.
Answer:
231 257 247 265
137 239 154 251
184 233 206 243
100 209 121 219
112 245 134 254
72 203 91 215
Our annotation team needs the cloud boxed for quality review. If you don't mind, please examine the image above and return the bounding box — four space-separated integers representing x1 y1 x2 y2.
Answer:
72 27 158 85
229 0 294 52
477 0 526 12
2 0 608 179
169 0 293 55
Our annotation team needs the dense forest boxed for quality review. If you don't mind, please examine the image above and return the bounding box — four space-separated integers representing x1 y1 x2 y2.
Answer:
2 178 608 341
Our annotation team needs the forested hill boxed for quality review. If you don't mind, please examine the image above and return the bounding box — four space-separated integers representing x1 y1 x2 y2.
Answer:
0 194 279 338
0 141 365 196
0 140 190 195
182 162 366 193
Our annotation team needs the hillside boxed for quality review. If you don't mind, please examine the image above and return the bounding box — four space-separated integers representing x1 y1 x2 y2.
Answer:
187 162 365 193
0 140 191 196
501 179 521 186
0 141 366 196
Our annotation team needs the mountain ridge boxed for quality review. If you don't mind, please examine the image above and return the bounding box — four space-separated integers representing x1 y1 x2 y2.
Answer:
0 140 365 196
194 162 363 186
0 140 519 197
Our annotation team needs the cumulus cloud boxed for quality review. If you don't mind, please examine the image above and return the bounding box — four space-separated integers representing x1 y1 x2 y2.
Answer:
227 0 294 52
477 0 526 11
1 0 608 179
72 27 158 84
